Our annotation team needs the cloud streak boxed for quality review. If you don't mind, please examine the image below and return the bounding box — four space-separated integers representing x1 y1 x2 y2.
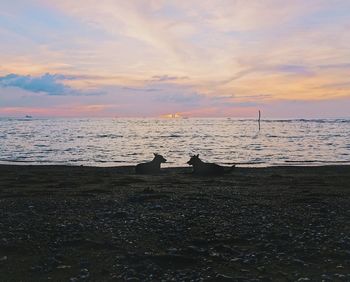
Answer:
151 75 189 82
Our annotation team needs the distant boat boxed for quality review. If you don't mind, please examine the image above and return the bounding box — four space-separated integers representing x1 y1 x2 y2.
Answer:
25 115 33 119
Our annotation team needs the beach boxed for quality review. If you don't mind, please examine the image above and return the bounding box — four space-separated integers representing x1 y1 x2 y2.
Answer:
0 164 349 281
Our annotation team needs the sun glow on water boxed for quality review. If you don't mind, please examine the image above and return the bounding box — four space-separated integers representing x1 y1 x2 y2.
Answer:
160 113 183 119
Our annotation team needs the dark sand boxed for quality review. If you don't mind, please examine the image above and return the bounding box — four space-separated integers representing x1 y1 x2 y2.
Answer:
0 165 349 281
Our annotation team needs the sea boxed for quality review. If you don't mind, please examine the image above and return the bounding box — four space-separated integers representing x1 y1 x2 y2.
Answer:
0 118 349 167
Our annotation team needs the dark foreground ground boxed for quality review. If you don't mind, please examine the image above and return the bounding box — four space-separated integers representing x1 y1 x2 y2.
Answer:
0 165 349 281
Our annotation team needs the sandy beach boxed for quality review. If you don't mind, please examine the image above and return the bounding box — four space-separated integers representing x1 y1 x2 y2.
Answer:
0 164 349 281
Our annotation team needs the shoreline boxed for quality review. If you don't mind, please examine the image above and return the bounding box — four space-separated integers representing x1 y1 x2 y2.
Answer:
1 164 350 280
1 162 350 169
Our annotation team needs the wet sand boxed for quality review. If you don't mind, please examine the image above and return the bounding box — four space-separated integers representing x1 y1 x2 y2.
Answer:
0 164 349 281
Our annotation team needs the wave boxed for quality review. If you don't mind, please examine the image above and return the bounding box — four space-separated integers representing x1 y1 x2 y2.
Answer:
96 134 123 138
285 160 350 164
262 119 350 123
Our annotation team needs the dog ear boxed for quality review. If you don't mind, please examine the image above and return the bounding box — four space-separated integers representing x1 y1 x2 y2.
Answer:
196 154 199 157
154 153 157 156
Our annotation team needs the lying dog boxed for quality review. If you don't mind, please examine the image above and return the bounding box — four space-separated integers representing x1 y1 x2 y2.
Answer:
135 153 167 174
187 154 235 175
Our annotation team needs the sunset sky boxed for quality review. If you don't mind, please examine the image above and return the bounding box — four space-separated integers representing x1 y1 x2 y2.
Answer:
1 0 350 118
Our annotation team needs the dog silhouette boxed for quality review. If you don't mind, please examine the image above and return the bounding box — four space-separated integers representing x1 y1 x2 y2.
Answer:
135 153 167 174
187 154 235 175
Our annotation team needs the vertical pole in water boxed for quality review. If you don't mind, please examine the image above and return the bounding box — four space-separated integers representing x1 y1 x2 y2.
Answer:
258 110 261 131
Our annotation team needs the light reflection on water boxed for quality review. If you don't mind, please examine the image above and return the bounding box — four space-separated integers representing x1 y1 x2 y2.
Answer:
0 118 349 167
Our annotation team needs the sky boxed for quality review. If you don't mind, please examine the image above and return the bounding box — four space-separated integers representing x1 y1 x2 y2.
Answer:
1 0 350 118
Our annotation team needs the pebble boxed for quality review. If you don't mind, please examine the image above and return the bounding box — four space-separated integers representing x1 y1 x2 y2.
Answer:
56 265 71 269
126 278 140 282
297 278 310 281
215 273 233 280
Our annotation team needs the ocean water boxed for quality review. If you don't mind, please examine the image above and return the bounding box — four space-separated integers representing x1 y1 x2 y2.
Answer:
0 118 349 167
